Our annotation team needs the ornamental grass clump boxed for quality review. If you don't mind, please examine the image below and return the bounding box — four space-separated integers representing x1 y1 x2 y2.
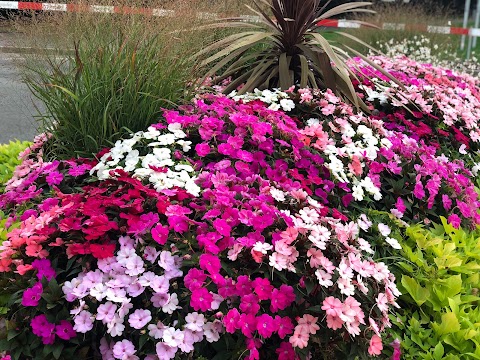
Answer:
195 0 376 106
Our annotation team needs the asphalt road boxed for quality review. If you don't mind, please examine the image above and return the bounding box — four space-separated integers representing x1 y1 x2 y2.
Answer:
0 51 39 144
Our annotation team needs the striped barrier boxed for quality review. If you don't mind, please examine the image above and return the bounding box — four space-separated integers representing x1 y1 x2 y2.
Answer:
1 1 479 37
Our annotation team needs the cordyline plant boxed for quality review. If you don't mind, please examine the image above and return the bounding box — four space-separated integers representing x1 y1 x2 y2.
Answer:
196 0 376 106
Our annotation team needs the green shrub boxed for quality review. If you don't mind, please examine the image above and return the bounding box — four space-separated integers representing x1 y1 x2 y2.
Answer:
388 218 480 359
0 140 31 188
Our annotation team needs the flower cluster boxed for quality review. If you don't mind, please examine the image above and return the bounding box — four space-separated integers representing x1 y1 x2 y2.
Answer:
0 92 401 359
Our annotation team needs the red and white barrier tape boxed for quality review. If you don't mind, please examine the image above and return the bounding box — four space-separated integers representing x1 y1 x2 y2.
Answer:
1 1 479 37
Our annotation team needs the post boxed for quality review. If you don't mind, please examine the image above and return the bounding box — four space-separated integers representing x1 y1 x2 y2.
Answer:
473 0 480 48
461 0 472 51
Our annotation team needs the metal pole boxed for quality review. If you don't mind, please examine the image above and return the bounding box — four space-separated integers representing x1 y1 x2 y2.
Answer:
461 0 472 51
473 0 480 48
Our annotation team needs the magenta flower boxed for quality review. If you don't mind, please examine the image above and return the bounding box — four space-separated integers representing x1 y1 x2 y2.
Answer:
255 314 276 338
195 143 211 157
30 314 55 344
55 320 76 340
46 171 64 186
239 313 257 338
252 278 273 301
22 282 43 307
448 214 462 229
212 218 231 237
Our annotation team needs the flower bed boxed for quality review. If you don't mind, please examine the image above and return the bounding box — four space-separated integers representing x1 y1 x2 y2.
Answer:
0 54 479 359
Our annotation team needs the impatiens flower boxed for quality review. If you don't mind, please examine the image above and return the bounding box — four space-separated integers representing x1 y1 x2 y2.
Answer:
46 171 63 186
255 314 276 338
297 314 319 335
22 282 43 307
385 237 402 250
289 329 309 349
185 312 205 332
128 309 152 329
448 214 462 229
199 254 221 275
195 143 211 157
113 339 136 359
368 335 383 356
190 288 213 312
276 342 296 360
223 308 241 333
377 223 391 237
55 320 76 340
151 224 169 245
73 310 94 333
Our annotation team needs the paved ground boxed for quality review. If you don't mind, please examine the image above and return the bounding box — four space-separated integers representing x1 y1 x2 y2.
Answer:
0 30 40 144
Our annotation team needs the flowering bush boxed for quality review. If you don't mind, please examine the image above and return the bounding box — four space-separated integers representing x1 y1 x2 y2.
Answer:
1 52 480 359
0 93 404 359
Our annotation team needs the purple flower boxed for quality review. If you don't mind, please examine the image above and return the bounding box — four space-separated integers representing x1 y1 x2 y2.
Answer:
45 171 64 186
32 259 56 281
113 339 136 359
22 282 43 307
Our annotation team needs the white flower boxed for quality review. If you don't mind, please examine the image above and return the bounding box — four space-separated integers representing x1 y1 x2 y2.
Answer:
162 293 180 314
315 269 333 287
162 327 184 347
252 242 273 254
378 223 391 237
352 185 364 201
157 134 176 145
185 312 206 332
280 98 295 111
270 187 286 202
385 237 402 249
176 140 192 152
307 118 320 126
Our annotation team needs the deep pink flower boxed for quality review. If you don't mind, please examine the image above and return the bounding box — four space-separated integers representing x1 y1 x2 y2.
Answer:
213 218 231 237
252 277 273 301
270 285 295 312
151 224 169 245
255 314 276 338
31 259 55 281
276 342 296 360
239 313 257 338
190 287 213 312
235 275 252 297
240 293 260 315
184 268 207 291
223 308 241 333
274 316 294 339
199 254 221 275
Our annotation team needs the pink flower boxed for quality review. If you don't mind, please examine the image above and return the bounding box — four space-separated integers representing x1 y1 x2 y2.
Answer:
252 278 273 301
240 293 260 315
239 313 257 338
297 314 319 335
255 314 276 338
128 309 152 329
289 330 309 348
326 315 343 330
213 218 231 237
184 268 207 291
113 339 136 359
368 335 383 356
46 171 63 186
270 285 295 312
276 342 296 360
274 316 294 339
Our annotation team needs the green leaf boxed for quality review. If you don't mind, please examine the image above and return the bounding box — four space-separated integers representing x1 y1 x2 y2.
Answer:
433 342 444 360
53 343 64 359
433 312 461 336
401 275 430 306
